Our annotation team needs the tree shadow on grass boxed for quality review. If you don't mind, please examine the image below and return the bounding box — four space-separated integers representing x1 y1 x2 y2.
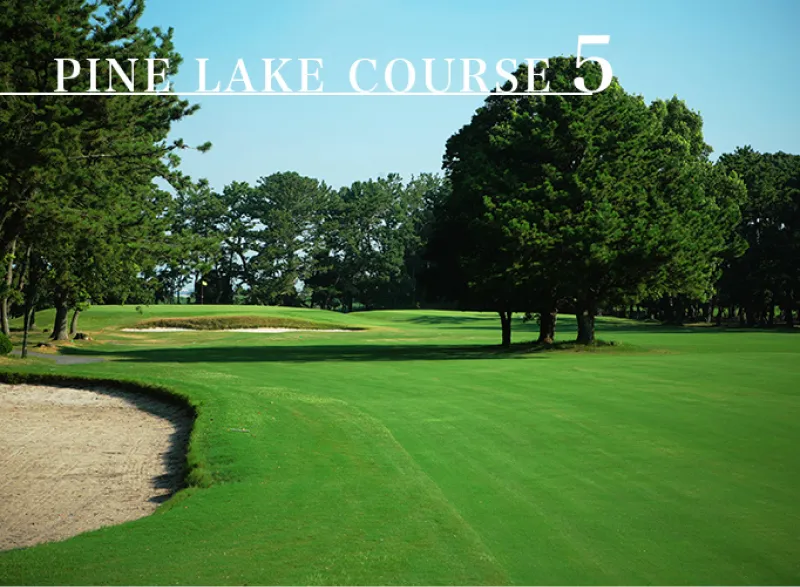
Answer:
61 341 573 364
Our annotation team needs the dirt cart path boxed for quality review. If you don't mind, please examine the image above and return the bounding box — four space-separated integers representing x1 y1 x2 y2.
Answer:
0 383 190 551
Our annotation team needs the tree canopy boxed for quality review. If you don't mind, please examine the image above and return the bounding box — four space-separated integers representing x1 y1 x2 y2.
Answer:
429 57 746 345
0 0 209 352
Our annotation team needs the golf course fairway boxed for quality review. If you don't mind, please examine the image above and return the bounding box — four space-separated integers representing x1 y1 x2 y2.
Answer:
0 305 798 585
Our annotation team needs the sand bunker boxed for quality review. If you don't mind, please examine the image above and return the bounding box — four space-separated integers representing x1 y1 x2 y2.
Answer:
0 383 191 551
121 327 354 333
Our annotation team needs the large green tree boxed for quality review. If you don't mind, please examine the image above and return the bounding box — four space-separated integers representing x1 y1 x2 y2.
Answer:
242 172 326 306
434 57 744 346
0 0 209 344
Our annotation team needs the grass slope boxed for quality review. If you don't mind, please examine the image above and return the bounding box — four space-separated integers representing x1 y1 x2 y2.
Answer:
1 305 798 585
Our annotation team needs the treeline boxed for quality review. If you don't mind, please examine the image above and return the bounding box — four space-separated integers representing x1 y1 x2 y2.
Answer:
602 148 800 329
150 126 798 347
2 4 798 352
153 173 448 311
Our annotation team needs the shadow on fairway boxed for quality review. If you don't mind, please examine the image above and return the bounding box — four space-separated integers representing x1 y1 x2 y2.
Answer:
62 342 565 364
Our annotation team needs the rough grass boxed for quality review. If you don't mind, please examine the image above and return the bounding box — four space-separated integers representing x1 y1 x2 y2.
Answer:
130 315 363 331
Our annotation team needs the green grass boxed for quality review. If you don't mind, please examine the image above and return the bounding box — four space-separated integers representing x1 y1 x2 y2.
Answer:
1 305 799 585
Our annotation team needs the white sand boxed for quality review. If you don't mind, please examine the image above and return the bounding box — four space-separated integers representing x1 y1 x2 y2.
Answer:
0 384 190 551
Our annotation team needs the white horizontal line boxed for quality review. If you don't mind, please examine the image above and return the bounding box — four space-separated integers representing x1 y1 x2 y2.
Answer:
0 91 595 97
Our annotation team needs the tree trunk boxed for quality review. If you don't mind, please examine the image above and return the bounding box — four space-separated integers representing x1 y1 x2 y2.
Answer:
576 306 596 345
51 298 70 341
1 238 16 336
538 309 556 344
20 248 37 360
69 308 81 336
675 297 685 325
665 296 674 323
745 306 756 327
499 310 512 348
0 296 8 336
21 303 31 359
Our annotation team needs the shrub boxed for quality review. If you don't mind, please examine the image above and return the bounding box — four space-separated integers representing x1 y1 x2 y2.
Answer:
0 332 13 355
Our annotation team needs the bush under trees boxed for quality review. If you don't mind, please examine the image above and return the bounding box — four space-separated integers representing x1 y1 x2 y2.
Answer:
0 332 12 355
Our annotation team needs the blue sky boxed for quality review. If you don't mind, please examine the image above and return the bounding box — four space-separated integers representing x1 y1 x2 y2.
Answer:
141 0 799 191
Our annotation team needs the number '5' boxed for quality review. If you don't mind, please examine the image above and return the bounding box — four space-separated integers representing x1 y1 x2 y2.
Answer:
575 35 612 93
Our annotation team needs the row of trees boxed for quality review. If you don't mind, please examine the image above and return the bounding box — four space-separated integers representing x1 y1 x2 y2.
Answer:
715 149 800 327
154 172 448 312
151 107 798 347
0 0 209 355
3 4 797 349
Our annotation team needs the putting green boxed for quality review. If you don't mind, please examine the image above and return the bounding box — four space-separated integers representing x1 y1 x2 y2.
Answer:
1 306 798 585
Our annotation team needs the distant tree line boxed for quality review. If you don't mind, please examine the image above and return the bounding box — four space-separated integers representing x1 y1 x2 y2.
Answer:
150 121 798 348
152 173 448 312
2 5 798 351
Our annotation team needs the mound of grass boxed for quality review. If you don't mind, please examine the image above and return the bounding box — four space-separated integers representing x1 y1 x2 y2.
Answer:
129 315 363 331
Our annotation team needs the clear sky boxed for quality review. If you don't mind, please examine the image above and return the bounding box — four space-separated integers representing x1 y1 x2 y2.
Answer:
140 0 799 191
